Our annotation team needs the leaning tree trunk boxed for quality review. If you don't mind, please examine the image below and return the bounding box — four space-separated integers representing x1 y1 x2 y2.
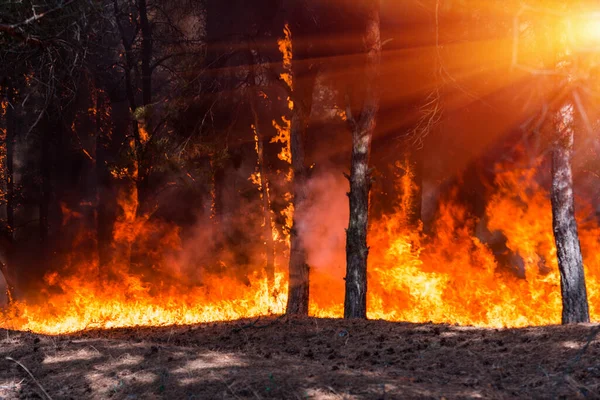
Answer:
551 104 589 324
344 0 381 319
286 103 310 315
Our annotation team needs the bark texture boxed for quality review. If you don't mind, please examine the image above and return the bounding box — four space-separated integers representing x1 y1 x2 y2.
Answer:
250 93 275 285
344 1 381 319
40 109 55 242
286 103 310 315
6 85 15 237
138 0 153 108
2 84 16 302
551 105 589 324
285 5 317 315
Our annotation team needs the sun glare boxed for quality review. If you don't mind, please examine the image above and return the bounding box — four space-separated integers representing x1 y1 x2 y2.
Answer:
569 12 600 51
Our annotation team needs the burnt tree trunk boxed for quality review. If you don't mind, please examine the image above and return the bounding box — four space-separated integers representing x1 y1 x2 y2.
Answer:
344 0 381 320
40 110 55 243
551 104 589 324
5 86 15 238
1 83 17 301
136 0 153 205
286 102 310 315
138 0 153 108
94 88 116 278
112 0 138 116
250 94 276 285
113 0 147 214
284 6 318 315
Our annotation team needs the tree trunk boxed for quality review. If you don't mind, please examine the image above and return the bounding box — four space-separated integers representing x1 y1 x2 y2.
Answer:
286 103 310 315
5 86 15 237
134 0 153 216
94 88 116 278
113 0 146 215
138 0 153 108
551 104 589 324
2 83 16 302
344 0 381 320
40 110 54 243
250 97 276 285
283 11 315 315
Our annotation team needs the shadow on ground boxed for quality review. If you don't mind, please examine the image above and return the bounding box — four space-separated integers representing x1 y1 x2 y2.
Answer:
1 317 600 399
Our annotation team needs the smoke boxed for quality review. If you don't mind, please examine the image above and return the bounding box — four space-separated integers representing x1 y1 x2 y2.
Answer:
299 168 348 280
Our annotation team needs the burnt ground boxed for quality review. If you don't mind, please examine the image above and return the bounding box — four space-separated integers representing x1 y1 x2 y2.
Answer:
1 317 600 399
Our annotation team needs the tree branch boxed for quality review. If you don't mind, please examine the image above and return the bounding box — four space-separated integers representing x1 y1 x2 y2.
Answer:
0 0 80 46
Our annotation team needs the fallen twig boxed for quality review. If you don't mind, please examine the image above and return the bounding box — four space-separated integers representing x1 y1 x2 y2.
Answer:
5 356 53 400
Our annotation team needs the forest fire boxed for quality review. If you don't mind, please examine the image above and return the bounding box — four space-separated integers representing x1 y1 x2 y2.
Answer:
8 2 600 399
1 0 600 338
1 155 598 334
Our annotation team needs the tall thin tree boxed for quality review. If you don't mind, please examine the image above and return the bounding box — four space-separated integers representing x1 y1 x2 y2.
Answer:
285 22 311 315
551 103 590 324
344 0 381 319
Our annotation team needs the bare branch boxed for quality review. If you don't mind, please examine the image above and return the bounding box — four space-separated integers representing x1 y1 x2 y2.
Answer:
0 0 80 46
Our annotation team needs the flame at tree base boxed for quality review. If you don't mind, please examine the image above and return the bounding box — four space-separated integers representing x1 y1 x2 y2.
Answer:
2 272 288 335
2 161 600 334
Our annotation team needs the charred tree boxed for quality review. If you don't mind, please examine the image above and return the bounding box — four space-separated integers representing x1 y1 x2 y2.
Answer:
138 0 152 108
112 0 144 209
112 0 138 122
551 104 589 324
1 83 17 301
344 0 381 320
256 129 276 285
286 101 310 315
245 44 277 285
285 3 319 315
95 94 114 274
39 110 55 243
249 84 276 285
5 85 15 239
135 0 153 206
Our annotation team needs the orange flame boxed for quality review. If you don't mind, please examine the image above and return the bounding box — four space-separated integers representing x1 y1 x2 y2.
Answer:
278 24 293 91
3 155 599 334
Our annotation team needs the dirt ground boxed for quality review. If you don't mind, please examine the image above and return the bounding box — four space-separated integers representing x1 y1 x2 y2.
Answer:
2 317 600 399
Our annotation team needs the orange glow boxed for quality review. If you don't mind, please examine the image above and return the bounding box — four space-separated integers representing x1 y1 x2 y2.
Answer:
278 24 293 90
568 12 600 52
138 123 150 145
3 155 600 334
3 270 287 334
271 25 293 167
4 4 600 336
309 158 600 327
249 125 263 190
270 117 292 166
